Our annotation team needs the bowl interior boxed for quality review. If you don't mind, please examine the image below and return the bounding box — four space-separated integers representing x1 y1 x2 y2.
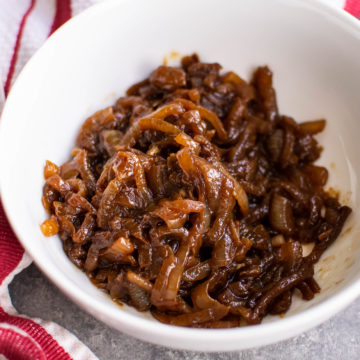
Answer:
1 0 360 351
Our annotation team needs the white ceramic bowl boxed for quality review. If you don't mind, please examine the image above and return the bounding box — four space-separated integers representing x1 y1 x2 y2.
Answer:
1 0 360 352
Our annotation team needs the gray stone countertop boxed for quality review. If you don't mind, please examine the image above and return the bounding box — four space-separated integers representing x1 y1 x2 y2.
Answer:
9 264 359 360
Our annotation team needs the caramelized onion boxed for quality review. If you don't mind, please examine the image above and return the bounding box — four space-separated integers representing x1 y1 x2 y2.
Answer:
299 119 326 135
269 193 295 235
41 54 351 328
182 260 211 282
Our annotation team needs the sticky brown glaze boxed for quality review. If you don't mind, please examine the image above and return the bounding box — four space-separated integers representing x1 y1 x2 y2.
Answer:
41 54 351 327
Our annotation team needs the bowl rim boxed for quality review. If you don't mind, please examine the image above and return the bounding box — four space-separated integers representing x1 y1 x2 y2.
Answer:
1 0 360 351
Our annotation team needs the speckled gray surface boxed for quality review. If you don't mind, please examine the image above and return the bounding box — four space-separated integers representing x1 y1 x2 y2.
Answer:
9 264 359 360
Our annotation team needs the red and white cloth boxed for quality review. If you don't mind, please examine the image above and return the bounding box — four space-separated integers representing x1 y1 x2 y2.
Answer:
0 0 359 359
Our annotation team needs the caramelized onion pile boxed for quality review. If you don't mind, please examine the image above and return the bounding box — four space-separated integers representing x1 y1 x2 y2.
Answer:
41 54 351 328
